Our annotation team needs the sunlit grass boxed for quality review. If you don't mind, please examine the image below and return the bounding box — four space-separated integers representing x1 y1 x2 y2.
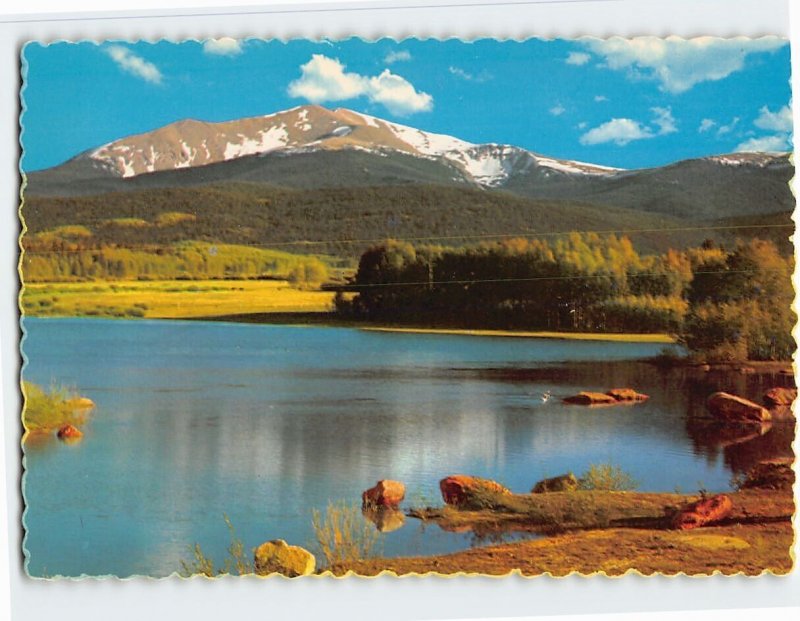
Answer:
22 381 88 434
21 279 336 319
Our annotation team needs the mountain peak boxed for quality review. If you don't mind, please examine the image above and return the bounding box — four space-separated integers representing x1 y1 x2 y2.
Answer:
83 104 628 187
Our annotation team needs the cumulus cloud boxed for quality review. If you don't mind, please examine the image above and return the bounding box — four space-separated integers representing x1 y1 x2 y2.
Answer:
584 36 786 93
549 104 566 116
203 38 243 56
580 107 677 146
288 54 432 115
594 95 608 102
105 45 162 84
754 104 792 132
565 51 591 66
698 118 716 133
580 119 653 146
384 50 411 64
736 134 791 153
736 104 792 153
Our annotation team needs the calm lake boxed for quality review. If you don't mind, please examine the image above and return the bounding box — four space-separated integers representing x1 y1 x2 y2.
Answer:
21 317 793 577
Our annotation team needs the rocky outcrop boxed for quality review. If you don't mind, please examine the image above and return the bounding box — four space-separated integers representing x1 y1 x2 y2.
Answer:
606 388 649 402
362 480 405 509
440 475 511 508
763 387 797 407
670 494 733 530
562 392 617 406
531 473 578 493
56 424 82 440
706 392 771 425
253 540 315 577
741 459 795 491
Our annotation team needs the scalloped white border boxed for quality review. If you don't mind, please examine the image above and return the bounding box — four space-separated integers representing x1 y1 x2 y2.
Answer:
2 0 799 620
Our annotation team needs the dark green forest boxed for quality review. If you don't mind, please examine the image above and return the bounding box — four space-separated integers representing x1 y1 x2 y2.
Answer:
337 234 794 361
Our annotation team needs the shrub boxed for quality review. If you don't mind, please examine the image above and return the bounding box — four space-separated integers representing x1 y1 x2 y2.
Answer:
311 501 381 569
22 381 86 433
577 463 639 491
179 515 252 577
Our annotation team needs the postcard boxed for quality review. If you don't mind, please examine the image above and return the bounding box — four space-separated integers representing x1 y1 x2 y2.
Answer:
18 36 795 578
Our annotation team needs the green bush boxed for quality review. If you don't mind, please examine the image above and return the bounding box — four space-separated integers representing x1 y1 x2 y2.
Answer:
577 464 639 491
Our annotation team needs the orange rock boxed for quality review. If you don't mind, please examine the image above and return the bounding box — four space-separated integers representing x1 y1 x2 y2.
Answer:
439 475 511 507
763 387 797 407
56 424 82 440
671 494 733 530
562 392 617 406
706 392 771 425
362 479 405 508
606 388 649 402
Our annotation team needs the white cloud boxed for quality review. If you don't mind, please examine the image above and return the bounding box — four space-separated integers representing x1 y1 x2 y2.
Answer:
580 118 653 146
698 118 716 133
716 117 739 136
577 121 588 130
288 54 432 115
448 66 492 82
580 107 677 146
584 36 786 93
594 95 608 102
735 103 792 152
105 45 163 84
651 107 677 135
565 51 591 66
366 70 434 116
549 104 566 116
736 134 791 152
203 38 243 56
385 50 411 64
754 104 792 132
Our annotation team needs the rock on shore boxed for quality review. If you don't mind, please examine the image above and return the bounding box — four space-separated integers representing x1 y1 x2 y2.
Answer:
253 540 315 577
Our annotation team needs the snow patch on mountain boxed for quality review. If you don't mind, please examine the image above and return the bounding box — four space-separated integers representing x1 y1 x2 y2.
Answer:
223 125 289 160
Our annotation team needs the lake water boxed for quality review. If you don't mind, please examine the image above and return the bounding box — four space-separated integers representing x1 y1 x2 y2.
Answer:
20 318 794 577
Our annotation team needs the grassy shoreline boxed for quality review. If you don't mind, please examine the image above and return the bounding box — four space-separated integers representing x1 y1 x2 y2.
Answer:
337 487 795 576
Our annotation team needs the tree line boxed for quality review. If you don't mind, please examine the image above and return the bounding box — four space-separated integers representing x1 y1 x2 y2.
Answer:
22 235 330 288
336 233 794 361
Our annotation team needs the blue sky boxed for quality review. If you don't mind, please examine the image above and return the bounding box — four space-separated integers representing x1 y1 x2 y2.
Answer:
21 37 792 172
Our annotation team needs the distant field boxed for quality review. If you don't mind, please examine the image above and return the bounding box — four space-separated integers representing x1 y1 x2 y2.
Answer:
21 280 336 319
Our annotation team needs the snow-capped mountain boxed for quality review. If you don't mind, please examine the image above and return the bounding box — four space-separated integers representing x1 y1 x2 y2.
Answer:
84 104 622 187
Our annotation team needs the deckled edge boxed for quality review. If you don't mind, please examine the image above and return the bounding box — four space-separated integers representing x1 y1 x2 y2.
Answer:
16 34 797 581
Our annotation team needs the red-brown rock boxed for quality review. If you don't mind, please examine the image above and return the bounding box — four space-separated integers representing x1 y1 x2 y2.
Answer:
562 392 617 406
763 387 797 407
362 479 405 508
531 473 578 493
606 388 649 402
741 459 795 491
56 424 82 440
671 494 733 530
706 392 771 425
439 475 511 507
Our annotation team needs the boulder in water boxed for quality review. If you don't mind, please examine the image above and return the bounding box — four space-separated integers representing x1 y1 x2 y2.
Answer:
362 479 405 508
706 392 771 424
